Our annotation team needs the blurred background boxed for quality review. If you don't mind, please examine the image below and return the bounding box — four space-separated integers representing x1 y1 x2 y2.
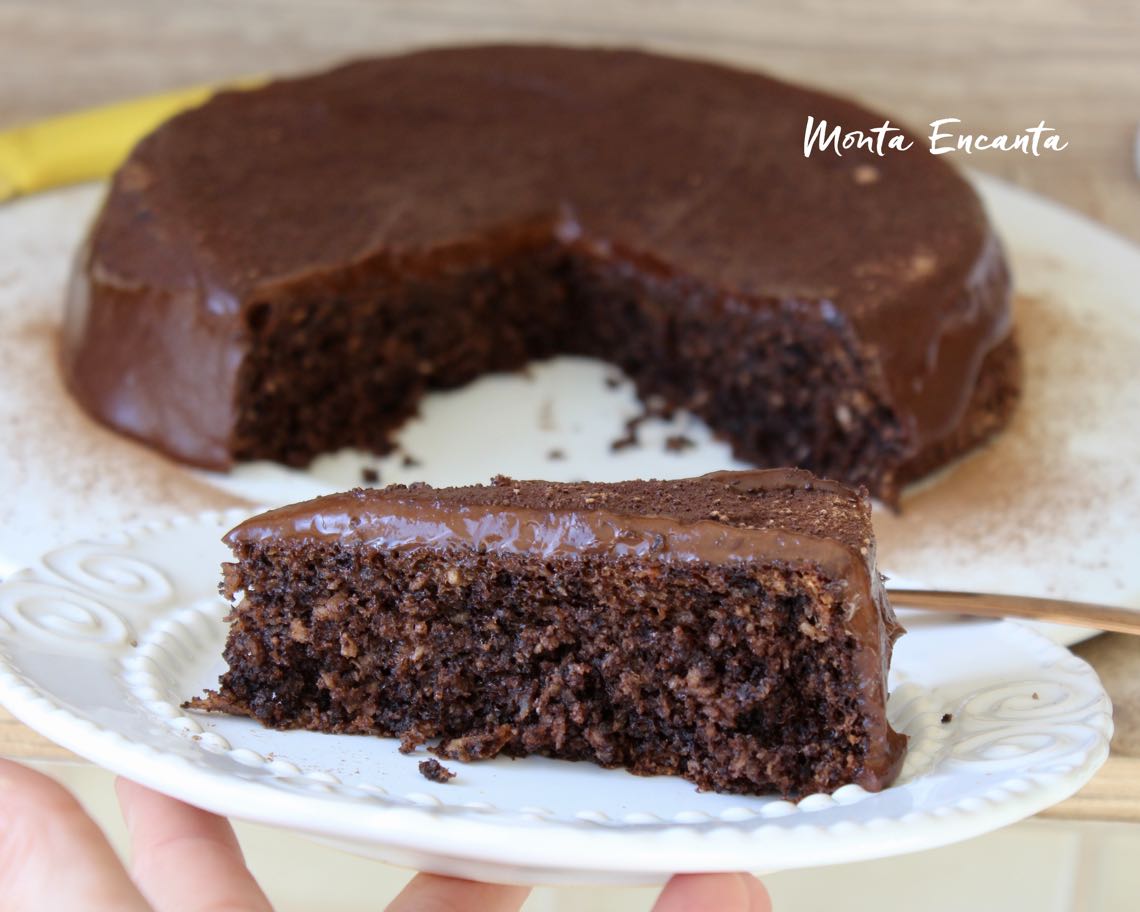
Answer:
1 0 1137 239
1 1 1139 909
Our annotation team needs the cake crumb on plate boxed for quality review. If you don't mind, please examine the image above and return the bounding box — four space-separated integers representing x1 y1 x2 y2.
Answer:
419 758 456 783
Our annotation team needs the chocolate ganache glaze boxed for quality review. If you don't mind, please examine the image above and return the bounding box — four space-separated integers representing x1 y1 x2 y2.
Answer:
220 468 906 792
231 468 870 570
64 46 1017 500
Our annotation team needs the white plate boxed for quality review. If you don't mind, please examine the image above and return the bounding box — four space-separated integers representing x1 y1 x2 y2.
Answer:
0 175 1138 646
0 513 1112 884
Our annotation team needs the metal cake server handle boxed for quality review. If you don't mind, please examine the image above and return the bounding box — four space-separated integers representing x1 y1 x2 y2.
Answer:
888 589 1140 636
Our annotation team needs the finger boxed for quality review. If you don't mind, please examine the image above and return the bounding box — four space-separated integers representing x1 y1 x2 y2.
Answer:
0 758 151 912
116 778 272 912
385 873 530 912
652 872 772 912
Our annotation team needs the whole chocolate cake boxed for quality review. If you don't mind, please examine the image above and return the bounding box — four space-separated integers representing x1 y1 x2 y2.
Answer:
63 45 1018 501
189 469 906 797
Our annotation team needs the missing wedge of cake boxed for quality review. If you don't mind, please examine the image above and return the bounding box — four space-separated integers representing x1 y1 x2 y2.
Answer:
188 468 906 797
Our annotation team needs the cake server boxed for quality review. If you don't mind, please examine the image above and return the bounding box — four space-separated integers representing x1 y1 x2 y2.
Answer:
890 588 1140 636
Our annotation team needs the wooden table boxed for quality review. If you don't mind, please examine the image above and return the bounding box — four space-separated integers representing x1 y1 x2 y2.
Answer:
2 0 1139 820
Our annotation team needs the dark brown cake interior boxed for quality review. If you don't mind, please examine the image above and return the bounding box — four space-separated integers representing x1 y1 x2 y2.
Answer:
231 249 909 495
191 470 905 797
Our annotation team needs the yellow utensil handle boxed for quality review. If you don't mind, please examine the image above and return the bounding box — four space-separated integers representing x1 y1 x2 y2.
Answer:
0 79 263 202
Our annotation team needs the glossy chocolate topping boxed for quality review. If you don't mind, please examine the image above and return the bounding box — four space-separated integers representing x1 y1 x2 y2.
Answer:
229 468 868 565
64 45 1012 474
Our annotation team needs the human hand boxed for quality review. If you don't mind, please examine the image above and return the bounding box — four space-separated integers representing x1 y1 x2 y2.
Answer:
0 758 770 911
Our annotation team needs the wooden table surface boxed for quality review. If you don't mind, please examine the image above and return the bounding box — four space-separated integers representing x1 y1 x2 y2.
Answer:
2 0 1139 821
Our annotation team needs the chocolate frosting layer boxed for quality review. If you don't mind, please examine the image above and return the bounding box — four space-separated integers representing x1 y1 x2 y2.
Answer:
229 468 866 562
64 45 1012 473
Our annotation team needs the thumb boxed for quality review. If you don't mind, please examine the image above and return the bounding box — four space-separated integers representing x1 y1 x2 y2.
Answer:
0 758 151 912
652 873 772 912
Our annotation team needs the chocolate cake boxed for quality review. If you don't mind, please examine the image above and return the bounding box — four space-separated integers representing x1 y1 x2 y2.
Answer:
62 45 1018 503
189 468 906 797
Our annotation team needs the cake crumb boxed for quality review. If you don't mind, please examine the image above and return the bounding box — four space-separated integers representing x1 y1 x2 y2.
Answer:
399 731 424 754
547 448 566 461
665 433 695 453
604 373 623 390
610 414 646 451
610 429 639 451
610 398 678 452
1032 692 1039 700
418 758 455 783
289 618 310 643
941 713 953 724
401 454 421 469
361 466 380 484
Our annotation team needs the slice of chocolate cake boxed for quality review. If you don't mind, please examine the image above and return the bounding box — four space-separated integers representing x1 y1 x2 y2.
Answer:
189 469 906 797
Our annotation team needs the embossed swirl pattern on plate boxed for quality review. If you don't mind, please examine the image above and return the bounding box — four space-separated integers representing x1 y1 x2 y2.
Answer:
946 677 1108 770
0 536 180 650
42 542 174 604
0 579 135 648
